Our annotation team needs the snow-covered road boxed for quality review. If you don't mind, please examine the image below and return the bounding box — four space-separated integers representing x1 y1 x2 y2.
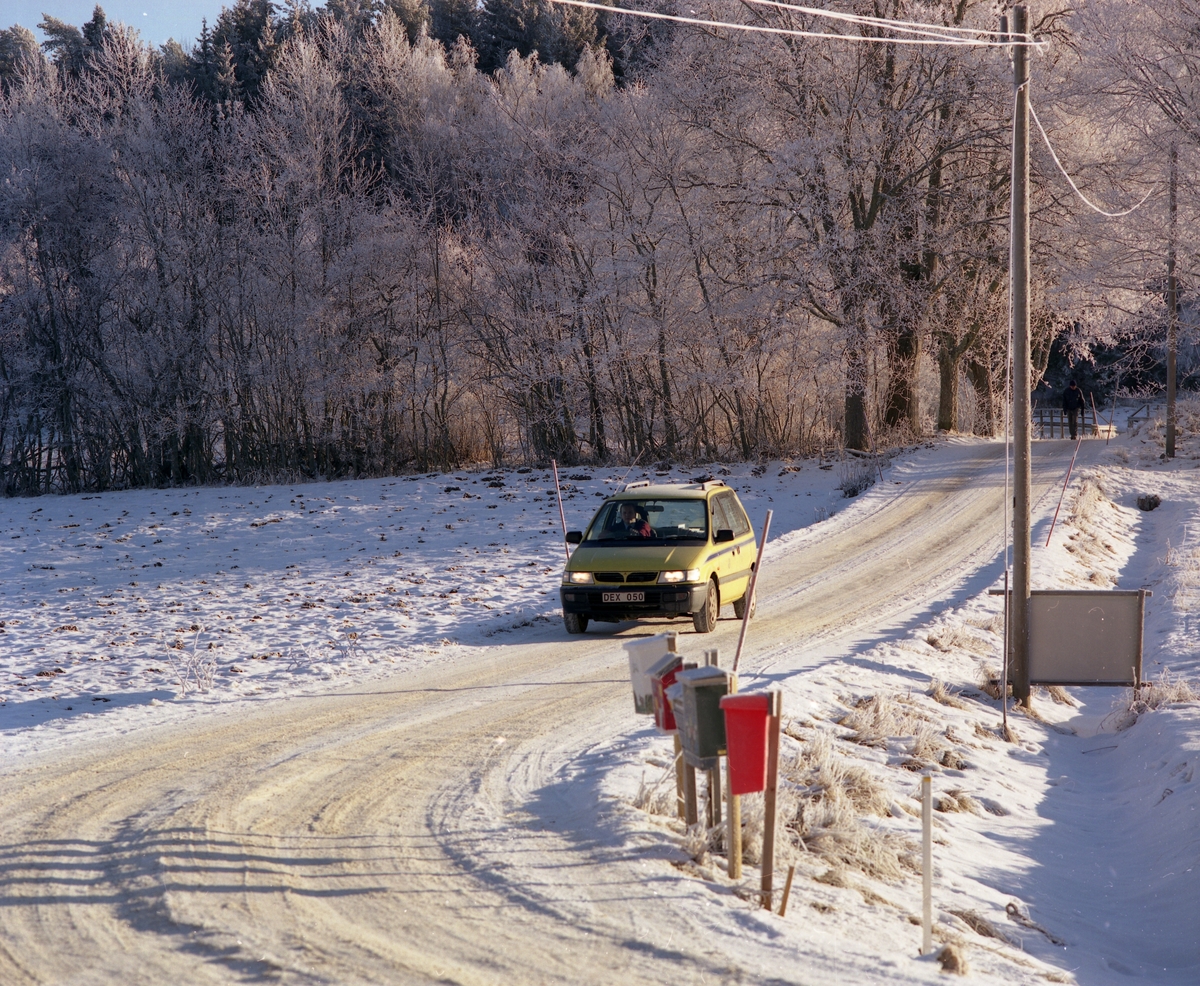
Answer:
1 432 1197 985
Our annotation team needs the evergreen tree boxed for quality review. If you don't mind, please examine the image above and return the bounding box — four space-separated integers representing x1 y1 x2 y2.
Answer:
158 38 194 90
37 6 111 78
475 0 596 73
428 0 479 51
190 19 218 101
81 6 108 52
214 38 241 104
37 14 85 76
211 0 280 103
323 0 382 36
0 25 42 91
384 0 431 45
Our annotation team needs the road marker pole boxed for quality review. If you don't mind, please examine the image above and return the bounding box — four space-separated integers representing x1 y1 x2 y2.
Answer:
733 509 773 673
778 864 796 917
1044 432 1082 547
922 775 933 955
551 459 570 561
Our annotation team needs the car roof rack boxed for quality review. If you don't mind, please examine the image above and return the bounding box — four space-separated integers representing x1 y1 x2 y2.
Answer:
619 480 651 492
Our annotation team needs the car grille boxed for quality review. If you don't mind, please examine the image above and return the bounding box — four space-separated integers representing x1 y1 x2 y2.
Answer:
595 572 624 583
626 572 656 583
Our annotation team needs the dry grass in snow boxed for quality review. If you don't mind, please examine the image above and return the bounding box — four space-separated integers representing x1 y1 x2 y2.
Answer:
782 725 917 882
1104 670 1199 732
836 693 931 747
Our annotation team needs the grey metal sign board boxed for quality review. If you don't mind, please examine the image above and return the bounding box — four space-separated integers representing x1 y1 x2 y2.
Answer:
1028 589 1148 686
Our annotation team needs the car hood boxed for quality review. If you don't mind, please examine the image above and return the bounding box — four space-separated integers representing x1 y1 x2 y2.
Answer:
565 543 708 572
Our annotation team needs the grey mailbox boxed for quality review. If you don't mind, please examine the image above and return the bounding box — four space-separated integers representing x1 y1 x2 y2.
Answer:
675 665 731 771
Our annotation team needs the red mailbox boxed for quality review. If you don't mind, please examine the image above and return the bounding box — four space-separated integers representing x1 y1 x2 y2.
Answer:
720 692 776 795
649 654 684 732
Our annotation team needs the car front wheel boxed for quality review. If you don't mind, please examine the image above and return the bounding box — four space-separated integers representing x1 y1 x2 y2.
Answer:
564 612 589 634
693 579 719 633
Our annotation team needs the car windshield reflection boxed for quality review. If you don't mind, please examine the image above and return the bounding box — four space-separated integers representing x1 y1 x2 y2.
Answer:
584 499 708 543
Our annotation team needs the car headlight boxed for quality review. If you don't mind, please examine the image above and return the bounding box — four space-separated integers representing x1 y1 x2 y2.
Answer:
658 569 700 584
567 571 595 584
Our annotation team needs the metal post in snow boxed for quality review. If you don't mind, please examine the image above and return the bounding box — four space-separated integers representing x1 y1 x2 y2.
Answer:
1002 567 1009 735
552 459 570 561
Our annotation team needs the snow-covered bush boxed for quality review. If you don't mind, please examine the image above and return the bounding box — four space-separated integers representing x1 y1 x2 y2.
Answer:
163 629 218 696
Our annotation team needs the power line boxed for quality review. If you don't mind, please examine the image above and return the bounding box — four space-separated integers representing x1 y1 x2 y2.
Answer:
738 0 1036 44
1029 98 1154 218
543 0 1035 47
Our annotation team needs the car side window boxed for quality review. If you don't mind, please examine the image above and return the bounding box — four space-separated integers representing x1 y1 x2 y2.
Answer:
711 495 733 533
717 492 751 536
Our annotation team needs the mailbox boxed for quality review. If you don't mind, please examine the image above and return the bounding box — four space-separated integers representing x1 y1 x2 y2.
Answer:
676 665 731 770
648 654 685 732
720 691 778 795
623 632 677 714
664 681 684 727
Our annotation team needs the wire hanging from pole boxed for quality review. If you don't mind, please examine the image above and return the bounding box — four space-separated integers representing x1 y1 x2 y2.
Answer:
737 0 1040 44
542 0 1035 47
1028 101 1155 218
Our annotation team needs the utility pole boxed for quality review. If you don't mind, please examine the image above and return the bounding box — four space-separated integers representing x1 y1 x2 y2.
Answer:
1010 4 1032 705
1167 143 1178 458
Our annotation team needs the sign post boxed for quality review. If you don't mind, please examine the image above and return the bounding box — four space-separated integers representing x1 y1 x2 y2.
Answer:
761 690 782 909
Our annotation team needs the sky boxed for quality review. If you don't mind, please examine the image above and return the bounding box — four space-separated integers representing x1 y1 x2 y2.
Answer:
6 1 228 48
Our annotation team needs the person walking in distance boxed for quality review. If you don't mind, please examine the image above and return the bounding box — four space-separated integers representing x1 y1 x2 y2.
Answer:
1062 380 1085 440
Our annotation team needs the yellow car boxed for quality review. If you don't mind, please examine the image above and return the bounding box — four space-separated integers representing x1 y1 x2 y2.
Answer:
561 480 758 634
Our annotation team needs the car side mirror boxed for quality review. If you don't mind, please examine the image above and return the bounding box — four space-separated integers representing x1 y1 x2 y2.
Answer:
565 531 583 544
714 529 734 543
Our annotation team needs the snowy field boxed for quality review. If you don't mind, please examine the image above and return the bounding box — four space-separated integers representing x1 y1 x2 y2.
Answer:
3 413 1199 984
0 453 858 753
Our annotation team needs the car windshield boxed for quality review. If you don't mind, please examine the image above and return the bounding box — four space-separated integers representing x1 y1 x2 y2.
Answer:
585 499 708 542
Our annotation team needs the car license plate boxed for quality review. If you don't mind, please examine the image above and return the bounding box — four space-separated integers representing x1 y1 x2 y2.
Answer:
603 591 644 603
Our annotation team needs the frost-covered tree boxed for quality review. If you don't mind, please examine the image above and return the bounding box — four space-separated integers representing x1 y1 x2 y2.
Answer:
0 25 43 92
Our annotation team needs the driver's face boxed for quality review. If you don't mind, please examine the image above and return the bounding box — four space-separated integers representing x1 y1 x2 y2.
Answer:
620 504 637 522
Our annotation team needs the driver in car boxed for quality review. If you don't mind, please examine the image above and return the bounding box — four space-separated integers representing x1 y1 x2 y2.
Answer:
619 501 652 538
